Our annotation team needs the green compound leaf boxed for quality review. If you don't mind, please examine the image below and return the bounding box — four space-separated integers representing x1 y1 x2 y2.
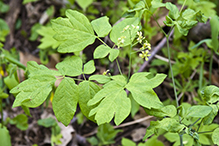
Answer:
94 45 111 59
52 77 78 126
93 44 119 62
96 123 122 145
4 73 19 90
145 105 177 118
164 132 194 146
151 0 166 9
110 18 140 47
178 102 191 118
27 61 61 77
121 138 136 146
78 81 101 122
0 90 8 99
210 16 219 53
109 49 120 62
130 95 140 118
0 1 9 13
0 19 10 42
91 16 112 37
37 117 57 128
9 114 28 131
89 75 111 84
0 125 11 146
88 76 131 125
37 26 60 49
163 6 207 36
212 128 219 145
203 104 218 125
200 85 219 104
126 72 166 109
51 10 96 53
66 10 94 34
143 118 185 140
75 0 93 11
165 2 180 19
83 60 96 74
186 105 212 118
56 56 83 77
144 118 185 140
11 75 56 108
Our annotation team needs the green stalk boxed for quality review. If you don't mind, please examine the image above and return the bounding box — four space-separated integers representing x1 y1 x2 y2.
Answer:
199 61 204 89
197 119 203 132
166 28 183 146
166 35 179 108
189 118 201 127
82 73 86 81
0 99 3 128
179 0 187 13
116 59 123 75
198 130 214 134
96 37 123 76
96 37 108 46
128 45 132 82
0 70 4 128
209 49 213 84
127 30 133 82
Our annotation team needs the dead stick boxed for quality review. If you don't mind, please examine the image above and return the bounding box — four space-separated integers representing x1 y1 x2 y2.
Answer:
113 116 154 129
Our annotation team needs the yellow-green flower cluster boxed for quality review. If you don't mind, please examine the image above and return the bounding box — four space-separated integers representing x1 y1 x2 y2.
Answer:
137 31 145 43
117 36 126 48
139 40 151 61
103 70 111 76
140 41 151 50
139 50 151 61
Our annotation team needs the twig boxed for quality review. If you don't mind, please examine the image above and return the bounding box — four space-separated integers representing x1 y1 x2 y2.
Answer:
83 116 153 137
155 54 175 64
114 116 153 129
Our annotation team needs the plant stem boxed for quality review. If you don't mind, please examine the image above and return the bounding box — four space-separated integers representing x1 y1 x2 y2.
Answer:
82 73 86 80
179 0 187 13
0 99 3 128
197 119 203 132
167 35 178 108
189 118 201 127
96 37 123 76
179 134 183 146
199 61 204 89
198 130 214 134
128 45 132 82
116 59 123 75
166 28 183 145
96 37 108 47
209 49 213 84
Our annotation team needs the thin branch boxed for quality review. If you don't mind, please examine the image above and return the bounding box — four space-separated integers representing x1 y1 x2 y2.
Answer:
114 116 154 129
83 116 154 137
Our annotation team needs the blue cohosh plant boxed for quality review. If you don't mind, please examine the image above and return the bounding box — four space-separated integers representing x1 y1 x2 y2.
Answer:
0 46 28 146
8 0 219 146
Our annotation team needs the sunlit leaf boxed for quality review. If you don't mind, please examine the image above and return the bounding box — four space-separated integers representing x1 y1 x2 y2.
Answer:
88 76 131 125
56 56 83 76
78 81 100 122
91 16 112 37
110 18 140 47
212 128 219 145
83 60 96 74
52 77 78 126
51 10 96 53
